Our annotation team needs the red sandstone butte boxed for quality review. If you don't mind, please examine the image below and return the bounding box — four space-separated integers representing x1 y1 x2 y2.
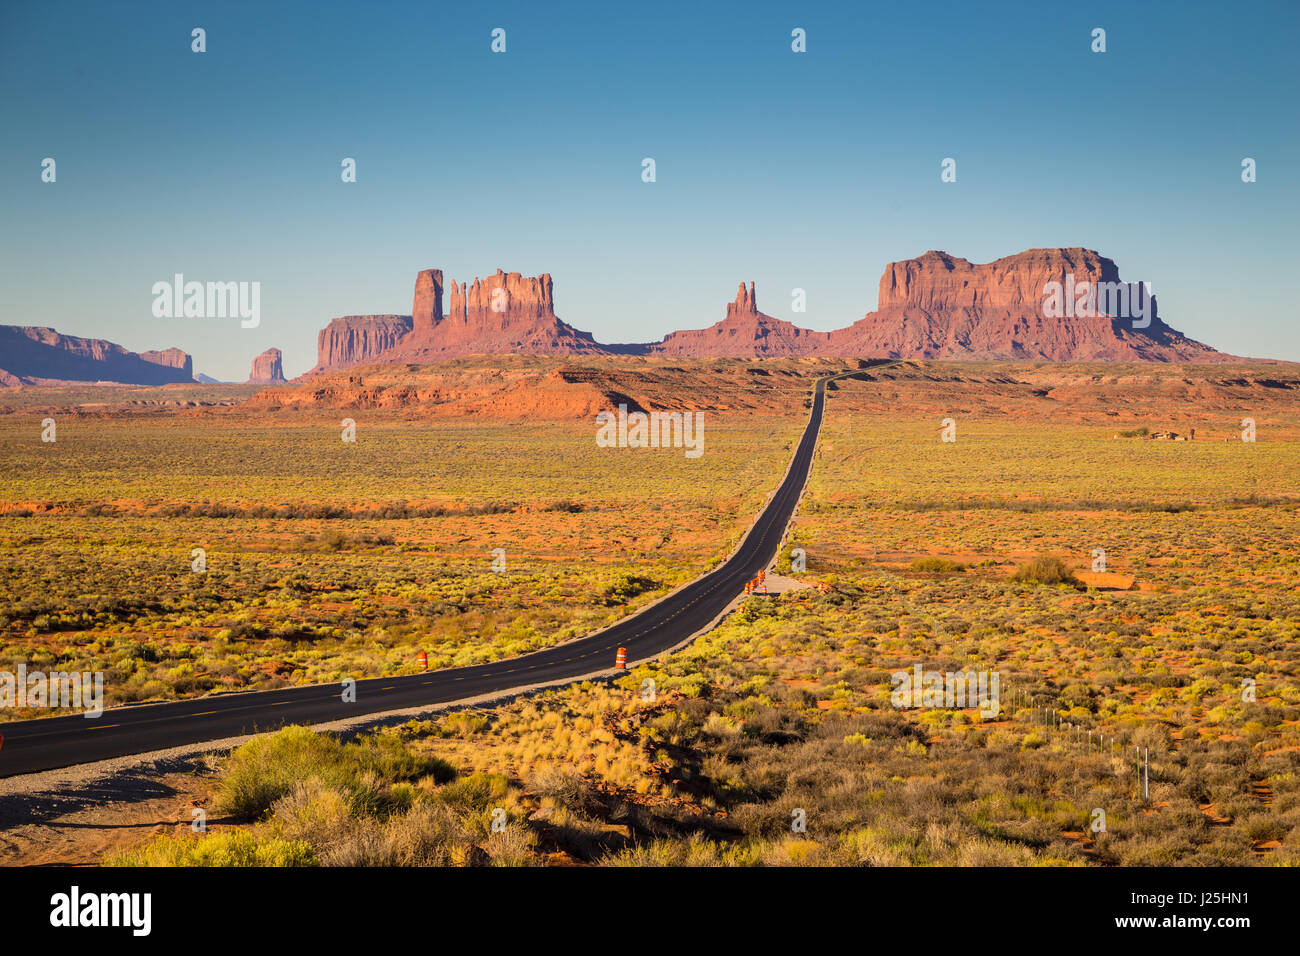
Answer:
247 347 287 384
140 347 193 374
306 314 414 377
651 281 832 358
378 268 606 362
298 248 1228 373
828 249 1224 362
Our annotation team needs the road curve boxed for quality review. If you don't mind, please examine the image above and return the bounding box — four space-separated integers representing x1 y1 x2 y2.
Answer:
0 366 879 778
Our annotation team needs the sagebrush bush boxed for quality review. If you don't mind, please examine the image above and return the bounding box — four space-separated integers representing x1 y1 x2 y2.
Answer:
1010 556 1081 587
910 557 965 573
215 726 454 820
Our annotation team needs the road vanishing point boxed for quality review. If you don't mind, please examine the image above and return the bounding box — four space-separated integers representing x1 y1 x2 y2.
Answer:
0 365 888 778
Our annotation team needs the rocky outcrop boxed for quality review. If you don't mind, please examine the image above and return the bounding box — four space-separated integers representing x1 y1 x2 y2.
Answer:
247 348 286 384
446 270 556 325
308 314 414 376
828 249 1224 362
411 269 444 336
300 251 1230 371
0 325 195 386
376 268 606 362
729 281 758 318
652 282 832 357
141 348 194 377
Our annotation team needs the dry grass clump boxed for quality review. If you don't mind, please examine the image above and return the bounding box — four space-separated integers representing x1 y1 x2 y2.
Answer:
1010 555 1081 587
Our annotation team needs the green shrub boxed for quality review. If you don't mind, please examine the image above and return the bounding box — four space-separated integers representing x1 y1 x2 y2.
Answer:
106 829 317 867
602 573 660 606
436 772 511 813
215 726 454 820
352 733 455 786
215 726 348 819
910 557 965 573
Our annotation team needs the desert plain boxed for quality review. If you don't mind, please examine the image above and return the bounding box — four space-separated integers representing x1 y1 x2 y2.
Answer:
1 357 1297 866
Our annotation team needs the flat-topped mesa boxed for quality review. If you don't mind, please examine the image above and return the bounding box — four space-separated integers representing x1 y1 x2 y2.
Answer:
0 325 195 385
248 347 286 384
445 269 557 327
311 314 414 376
830 247 1223 362
141 347 194 378
652 281 832 358
877 248 1126 316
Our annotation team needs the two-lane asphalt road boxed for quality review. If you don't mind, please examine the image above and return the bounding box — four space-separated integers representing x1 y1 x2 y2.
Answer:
0 366 879 778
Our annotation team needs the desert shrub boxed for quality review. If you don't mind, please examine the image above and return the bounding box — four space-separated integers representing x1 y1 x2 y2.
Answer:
528 767 598 816
215 726 454 820
601 835 742 866
352 733 455 786
440 711 489 736
215 726 347 819
485 826 538 866
266 780 356 850
321 802 477 866
106 829 317 867
910 557 965 573
602 573 661 606
1010 556 1081 587
435 772 511 814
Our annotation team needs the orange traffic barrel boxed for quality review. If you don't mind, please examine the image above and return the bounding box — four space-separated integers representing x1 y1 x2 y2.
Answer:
416 650 428 671
615 647 627 669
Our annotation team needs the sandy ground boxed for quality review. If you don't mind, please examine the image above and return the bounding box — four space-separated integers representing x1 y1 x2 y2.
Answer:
753 572 817 594
0 757 224 866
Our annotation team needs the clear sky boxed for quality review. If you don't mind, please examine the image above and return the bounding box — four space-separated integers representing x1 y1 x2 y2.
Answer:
2 0 1296 380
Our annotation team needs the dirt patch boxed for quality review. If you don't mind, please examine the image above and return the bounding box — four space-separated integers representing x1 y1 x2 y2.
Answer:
0 761 225 866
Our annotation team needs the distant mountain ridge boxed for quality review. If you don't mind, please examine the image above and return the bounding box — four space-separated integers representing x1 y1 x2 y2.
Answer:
0 325 194 386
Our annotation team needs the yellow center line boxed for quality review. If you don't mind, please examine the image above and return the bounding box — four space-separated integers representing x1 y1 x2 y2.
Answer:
87 723 120 730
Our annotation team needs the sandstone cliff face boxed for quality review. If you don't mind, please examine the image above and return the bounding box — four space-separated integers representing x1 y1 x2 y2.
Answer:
446 270 555 325
0 325 195 386
310 314 414 375
652 282 833 358
247 347 286 384
829 249 1223 362
302 250 1227 372
378 268 606 361
411 269 444 336
141 348 193 377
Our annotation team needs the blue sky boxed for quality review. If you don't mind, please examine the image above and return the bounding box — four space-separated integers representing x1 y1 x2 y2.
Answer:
1 0 1296 379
